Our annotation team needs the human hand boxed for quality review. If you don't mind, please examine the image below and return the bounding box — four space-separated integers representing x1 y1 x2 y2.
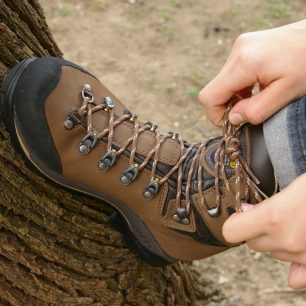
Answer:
222 173 306 289
199 19 306 126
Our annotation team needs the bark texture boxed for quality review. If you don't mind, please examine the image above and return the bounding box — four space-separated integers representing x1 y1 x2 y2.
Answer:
0 1 220 305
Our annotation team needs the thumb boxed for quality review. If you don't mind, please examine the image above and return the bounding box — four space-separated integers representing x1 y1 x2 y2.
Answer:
288 263 306 290
229 79 293 125
222 201 267 243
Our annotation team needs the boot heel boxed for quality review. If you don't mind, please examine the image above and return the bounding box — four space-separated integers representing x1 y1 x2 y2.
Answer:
1 58 37 130
0 58 39 172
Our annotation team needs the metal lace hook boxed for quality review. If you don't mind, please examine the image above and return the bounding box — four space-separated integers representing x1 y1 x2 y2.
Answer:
81 84 94 103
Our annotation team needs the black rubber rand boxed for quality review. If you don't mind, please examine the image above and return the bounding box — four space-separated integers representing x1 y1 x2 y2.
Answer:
0 57 175 267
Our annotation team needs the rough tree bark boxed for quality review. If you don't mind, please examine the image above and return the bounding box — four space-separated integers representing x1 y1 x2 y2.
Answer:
0 1 221 305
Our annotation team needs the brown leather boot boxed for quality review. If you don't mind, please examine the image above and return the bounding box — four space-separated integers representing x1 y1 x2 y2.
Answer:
0 57 276 266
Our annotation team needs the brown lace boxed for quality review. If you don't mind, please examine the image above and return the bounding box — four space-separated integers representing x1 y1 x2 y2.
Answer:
65 85 264 223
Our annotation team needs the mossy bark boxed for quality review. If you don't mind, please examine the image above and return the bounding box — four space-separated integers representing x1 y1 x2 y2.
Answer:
0 0 220 305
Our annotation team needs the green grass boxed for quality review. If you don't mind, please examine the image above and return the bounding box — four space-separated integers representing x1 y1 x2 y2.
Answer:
161 24 178 39
230 4 240 17
144 76 155 87
251 16 272 30
187 86 199 99
59 6 70 17
186 70 206 99
171 0 182 8
158 5 173 22
270 0 291 20
191 70 205 87
181 46 190 54
45 12 53 22
165 82 177 94
91 0 108 11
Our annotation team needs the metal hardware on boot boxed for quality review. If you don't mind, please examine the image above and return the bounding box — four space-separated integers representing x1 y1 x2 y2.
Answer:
130 113 137 122
145 121 158 132
167 131 179 140
172 207 190 225
124 109 133 116
98 149 117 172
143 178 160 200
64 117 74 130
81 84 94 102
123 109 137 121
103 96 115 110
64 112 81 130
83 84 91 92
120 164 139 185
79 132 98 155
207 206 221 218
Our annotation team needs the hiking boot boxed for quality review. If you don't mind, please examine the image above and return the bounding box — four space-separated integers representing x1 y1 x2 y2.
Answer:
0 57 276 266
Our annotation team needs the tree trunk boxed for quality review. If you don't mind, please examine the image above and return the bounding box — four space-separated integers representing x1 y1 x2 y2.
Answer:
0 1 221 305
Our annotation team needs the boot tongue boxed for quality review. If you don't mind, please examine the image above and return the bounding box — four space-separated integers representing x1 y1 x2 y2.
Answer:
199 124 276 197
248 124 276 197
200 131 249 179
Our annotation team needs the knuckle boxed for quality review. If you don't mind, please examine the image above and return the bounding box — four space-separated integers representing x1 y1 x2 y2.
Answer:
198 89 207 106
283 237 301 253
266 209 281 228
235 33 252 50
236 47 252 67
233 33 255 67
198 84 214 108
242 103 265 124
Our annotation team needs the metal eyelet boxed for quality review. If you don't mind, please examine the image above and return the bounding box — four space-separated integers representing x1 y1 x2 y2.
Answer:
129 113 137 122
123 110 137 121
167 131 179 140
98 149 117 172
172 206 190 225
64 116 75 130
145 121 158 132
83 84 91 92
103 96 115 111
81 84 94 103
124 109 133 116
120 164 139 185
207 206 220 218
143 178 160 200
64 112 81 130
79 132 98 154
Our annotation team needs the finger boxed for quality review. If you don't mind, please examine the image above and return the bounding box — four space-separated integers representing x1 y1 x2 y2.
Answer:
199 64 257 126
247 235 280 252
229 78 294 125
270 251 299 263
222 202 268 244
289 263 306 290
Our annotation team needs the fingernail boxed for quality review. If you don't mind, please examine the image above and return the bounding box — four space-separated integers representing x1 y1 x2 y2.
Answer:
229 112 244 125
241 203 254 212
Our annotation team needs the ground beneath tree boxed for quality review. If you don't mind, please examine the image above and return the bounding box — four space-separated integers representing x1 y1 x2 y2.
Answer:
40 1 306 305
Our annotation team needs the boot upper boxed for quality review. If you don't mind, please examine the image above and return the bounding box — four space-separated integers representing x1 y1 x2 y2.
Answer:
11 57 275 261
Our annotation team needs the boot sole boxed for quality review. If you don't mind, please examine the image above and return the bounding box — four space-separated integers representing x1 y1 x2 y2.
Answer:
0 58 176 266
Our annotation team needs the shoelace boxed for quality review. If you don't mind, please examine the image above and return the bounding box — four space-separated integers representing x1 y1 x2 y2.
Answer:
63 84 263 225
